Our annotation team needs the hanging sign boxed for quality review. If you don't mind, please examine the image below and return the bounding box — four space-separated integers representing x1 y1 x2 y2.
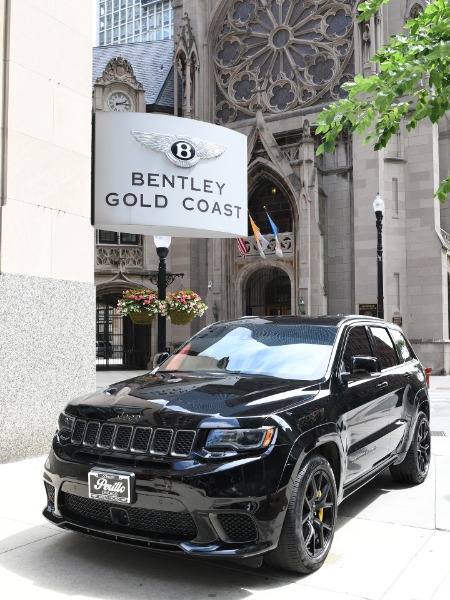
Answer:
93 113 247 238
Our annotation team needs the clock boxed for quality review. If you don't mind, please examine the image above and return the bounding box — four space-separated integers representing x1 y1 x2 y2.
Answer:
107 91 133 112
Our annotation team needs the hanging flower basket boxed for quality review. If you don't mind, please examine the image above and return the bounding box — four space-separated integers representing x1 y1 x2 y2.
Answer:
167 310 195 325
117 288 163 326
160 290 207 325
129 311 155 325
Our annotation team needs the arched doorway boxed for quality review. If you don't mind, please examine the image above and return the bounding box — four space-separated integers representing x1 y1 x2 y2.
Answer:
96 290 152 370
245 267 291 316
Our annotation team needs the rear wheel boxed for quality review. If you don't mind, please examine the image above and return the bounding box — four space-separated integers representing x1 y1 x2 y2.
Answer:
389 411 431 484
265 454 337 574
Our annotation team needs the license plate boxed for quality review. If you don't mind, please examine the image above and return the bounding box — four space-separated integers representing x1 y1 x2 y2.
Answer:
88 469 134 504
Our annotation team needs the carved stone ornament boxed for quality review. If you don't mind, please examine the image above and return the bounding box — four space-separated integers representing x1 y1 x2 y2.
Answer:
214 0 355 123
95 56 144 90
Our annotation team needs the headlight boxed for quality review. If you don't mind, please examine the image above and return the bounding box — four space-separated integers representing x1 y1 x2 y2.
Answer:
205 427 275 451
58 412 75 435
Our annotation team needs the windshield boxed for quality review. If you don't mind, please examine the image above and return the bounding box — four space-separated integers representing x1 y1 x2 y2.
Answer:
160 323 337 380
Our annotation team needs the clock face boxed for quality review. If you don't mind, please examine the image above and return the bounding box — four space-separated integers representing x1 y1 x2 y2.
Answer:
107 91 132 112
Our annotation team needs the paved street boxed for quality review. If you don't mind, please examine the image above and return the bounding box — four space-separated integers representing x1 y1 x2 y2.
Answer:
0 373 449 600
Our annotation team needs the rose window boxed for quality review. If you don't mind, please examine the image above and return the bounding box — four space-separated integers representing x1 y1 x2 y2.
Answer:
214 0 354 123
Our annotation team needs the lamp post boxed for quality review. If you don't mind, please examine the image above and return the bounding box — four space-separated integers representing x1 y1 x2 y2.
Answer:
373 193 385 319
299 296 306 315
154 236 171 353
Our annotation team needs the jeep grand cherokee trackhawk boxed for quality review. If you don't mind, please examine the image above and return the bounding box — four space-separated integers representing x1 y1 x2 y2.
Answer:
43 316 431 573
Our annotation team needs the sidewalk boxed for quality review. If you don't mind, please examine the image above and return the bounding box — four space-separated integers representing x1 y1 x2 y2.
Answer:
0 374 449 599
428 374 450 390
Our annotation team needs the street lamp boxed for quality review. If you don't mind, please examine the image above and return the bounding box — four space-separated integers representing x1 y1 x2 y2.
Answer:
373 193 385 319
299 296 306 315
154 235 171 353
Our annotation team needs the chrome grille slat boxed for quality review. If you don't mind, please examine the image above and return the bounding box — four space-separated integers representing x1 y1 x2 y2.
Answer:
70 419 195 457
131 427 152 453
113 426 133 450
98 424 115 447
172 430 196 456
72 420 86 444
83 422 100 446
151 429 173 455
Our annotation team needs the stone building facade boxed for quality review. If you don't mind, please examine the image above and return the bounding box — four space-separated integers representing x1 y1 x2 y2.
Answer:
0 0 94 462
93 0 450 373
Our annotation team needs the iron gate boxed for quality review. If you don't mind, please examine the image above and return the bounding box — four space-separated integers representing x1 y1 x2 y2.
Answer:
96 300 152 370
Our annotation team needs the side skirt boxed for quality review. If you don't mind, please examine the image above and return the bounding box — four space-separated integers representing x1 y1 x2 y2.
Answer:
340 455 397 503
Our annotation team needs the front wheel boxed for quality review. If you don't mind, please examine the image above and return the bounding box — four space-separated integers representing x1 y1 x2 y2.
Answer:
265 454 337 574
389 411 431 485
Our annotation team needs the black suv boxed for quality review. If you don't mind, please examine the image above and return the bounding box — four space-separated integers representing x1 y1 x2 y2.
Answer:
43 316 430 574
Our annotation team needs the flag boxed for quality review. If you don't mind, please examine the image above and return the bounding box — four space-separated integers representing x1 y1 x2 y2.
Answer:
265 208 283 258
249 215 269 259
236 238 249 258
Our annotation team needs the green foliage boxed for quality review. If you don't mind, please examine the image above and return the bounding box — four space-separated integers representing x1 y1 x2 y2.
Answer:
316 0 450 202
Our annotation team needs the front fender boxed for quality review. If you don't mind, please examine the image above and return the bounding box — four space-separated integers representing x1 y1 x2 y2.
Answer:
275 422 346 505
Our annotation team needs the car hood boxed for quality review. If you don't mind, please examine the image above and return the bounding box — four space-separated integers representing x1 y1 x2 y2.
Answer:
67 371 320 428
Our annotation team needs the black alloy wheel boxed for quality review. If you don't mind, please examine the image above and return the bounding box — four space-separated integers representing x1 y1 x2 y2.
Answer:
390 411 431 485
265 454 337 574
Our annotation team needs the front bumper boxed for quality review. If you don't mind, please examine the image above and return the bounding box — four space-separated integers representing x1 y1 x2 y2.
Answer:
43 443 291 561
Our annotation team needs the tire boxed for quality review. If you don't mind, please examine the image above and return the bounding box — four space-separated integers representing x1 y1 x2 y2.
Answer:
389 411 431 485
265 454 337 574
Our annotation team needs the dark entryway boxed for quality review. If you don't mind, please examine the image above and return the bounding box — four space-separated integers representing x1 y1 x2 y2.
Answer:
245 267 291 316
96 292 152 370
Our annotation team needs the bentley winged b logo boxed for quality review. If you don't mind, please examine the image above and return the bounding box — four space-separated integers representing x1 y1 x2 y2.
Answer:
130 131 226 168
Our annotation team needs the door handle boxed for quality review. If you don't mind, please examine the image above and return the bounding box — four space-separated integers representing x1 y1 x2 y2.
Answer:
376 381 388 389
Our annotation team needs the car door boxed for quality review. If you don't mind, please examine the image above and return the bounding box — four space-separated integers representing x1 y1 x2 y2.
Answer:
338 325 393 484
368 325 411 456
387 327 420 452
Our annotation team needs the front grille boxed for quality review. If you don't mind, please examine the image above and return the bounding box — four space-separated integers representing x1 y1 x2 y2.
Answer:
63 493 197 539
217 513 258 542
70 419 196 458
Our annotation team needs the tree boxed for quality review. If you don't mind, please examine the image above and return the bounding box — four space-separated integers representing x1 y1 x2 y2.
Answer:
315 0 450 202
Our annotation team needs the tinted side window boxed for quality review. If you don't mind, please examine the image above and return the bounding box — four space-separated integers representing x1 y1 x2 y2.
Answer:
370 327 398 369
342 326 372 371
390 329 414 363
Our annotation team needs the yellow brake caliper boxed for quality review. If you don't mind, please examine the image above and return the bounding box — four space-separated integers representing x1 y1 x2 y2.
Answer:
316 489 324 521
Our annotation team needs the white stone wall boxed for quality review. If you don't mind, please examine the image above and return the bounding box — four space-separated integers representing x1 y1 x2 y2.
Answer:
0 273 96 462
0 0 95 461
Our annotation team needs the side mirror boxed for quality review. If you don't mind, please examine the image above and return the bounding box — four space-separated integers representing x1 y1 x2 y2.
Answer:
153 352 169 369
342 356 380 382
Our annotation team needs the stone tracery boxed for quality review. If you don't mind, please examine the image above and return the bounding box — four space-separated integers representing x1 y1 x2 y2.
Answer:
214 0 355 123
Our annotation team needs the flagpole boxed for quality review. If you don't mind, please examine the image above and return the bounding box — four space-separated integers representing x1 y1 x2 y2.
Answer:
263 206 283 258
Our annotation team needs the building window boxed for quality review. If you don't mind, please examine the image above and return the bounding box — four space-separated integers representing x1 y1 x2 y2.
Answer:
97 0 173 46
392 177 399 215
97 230 140 245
